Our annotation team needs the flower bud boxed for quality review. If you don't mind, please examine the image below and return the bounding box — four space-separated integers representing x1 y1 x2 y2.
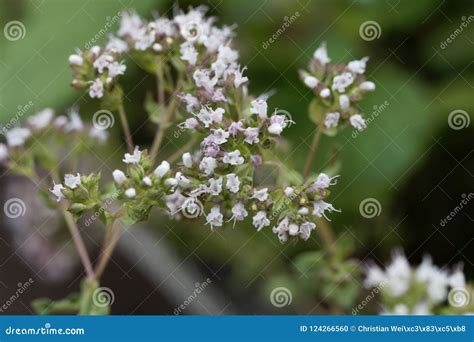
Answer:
113 170 127 185
154 161 170 178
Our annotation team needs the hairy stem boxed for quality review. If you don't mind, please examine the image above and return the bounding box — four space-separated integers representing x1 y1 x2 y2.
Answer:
303 126 323 180
117 104 134 153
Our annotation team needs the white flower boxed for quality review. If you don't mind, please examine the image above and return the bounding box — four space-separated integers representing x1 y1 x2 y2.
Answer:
332 72 354 93
182 152 193 168
312 173 339 190
28 108 54 130
208 177 223 195
123 146 142 164
89 127 109 144
312 200 340 220
65 107 84 132
350 114 367 131
250 99 268 119
268 115 291 135
223 150 244 165
233 66 248 87
449 268 466 288
324 112 340 129
125 188 136 198
231 202 248 221
360 81 376 91
179 117 199 130
6 127 31 147
0 143 8 162
64 173 81 189
195 106 224 127
193 69 217 92
142 176 152 187
299 222 312 236
304 75 319 88
112 169 127 185
107 61 126 78
272 217 290 243
206 205 223 230
135 31 155 51
152 43 163 51
179 94 200 113
89 78 104 98
68 54 83 66
175 172 191 187
244 127 260 144
298 207 309 215
180 42 198 65
106 36 129 53
385 251 411 297
50 182 65 202
313 42 330 65
252 211 270 231
211 128 229 144
339 95 350 111
199 156 217 176
320 88 331 98
347 57 369 74
226 173 240 193
251 188 269 202
154 160 170 178
288 223 299 236
364 263 386 288
93 54 114 73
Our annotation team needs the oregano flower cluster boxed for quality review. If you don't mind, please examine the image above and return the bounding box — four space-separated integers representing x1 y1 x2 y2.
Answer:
0 7 377 245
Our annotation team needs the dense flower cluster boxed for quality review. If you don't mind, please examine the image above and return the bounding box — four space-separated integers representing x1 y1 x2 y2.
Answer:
299 42 375 132
44 7 366 243
364 250 469 315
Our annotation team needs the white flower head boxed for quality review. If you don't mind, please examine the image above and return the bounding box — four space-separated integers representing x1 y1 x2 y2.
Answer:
28 108 54 130
304 75 319 88
89 78 104 98
324 112 340 129
199 156 217 176
226 173 241 193
206 205 223 230
231 202 248 222
252 211 270 231
251 188 269 202
113 169 127 185
332 72 354 93
312 200 340 220
182 152 193 168
123 146 142 164
250 99 268 119
244 127 260 144
50 182 65 202
347 57 369 75
125 187 136 198
223 150 244 165
320 88 331 98
64 173 82 189
350 114 367 131
154 160 170 178
208 177 223 195
313 42 330 65
312 173 339 191
6 127 31 147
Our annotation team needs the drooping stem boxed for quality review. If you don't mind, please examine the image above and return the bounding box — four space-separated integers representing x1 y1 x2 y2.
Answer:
117 103 134 153
303 125 323 180
61 205 95 280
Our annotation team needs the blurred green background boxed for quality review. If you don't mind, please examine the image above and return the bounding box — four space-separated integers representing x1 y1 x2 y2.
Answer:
1 0 473 314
